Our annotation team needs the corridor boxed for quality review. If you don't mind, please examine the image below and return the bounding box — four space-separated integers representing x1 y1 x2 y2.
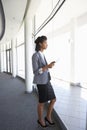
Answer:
0 0 87 130
0 73 60 130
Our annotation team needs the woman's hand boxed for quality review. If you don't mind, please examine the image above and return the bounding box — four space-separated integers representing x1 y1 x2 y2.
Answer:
42 61 55 71
48 61 55 68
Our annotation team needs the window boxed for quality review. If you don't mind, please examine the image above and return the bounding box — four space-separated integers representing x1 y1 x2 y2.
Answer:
16 23 25 78
35 0 70 86
17 44 25 78
75 24 87 88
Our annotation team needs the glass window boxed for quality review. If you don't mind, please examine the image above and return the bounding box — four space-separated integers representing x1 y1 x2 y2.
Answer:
17 44 25 78
35 0 53 30
17 23 24 46
35 3 71 86
1 44 7 72
16 23 25 78
75 24 87 88
5 43 12 73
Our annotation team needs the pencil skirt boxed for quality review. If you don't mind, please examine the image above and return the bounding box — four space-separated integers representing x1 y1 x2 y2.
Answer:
37 82 56 103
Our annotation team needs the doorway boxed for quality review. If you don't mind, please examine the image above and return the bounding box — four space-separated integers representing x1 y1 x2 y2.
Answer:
6 49 12 73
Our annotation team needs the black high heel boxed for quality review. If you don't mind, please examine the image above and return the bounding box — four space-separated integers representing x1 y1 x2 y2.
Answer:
37 120 48 128
45 117 55 125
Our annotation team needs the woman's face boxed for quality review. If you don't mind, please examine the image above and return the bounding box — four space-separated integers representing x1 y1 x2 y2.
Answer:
40 40 48 50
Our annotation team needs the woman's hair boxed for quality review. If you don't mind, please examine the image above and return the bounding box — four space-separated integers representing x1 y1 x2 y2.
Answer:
35 36 47 51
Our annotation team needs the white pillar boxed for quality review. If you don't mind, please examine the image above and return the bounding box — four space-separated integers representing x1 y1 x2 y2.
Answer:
0 44 4 72
3 44 6 72
24 16 33 93
11 38 16 77
0 44 1 72
16 39 18 75
70 18 77 84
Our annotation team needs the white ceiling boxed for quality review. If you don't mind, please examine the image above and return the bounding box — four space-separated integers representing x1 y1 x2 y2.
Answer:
0 0 28 44
0 0 87 44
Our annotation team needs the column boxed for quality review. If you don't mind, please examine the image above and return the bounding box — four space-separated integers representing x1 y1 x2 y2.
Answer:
70 18 78 85
0 44 1 72
24 15 33 93
3 44 6 72
11 38 16 77
0 44 4 72
16 39 18 76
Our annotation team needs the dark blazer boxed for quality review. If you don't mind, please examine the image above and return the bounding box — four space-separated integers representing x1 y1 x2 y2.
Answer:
32 52 50 84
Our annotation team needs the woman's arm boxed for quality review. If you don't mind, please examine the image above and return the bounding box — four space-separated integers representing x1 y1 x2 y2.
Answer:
42 62 55 71
32 54 40 75
32 54 55 75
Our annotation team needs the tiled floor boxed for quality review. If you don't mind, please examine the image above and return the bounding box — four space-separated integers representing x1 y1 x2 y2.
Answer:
51 78 87 130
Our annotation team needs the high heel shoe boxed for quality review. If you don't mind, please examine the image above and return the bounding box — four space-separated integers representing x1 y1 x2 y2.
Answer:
45 117 55 125
37 120 48 128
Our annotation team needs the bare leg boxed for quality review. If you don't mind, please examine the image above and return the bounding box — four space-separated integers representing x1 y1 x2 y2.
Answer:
38 103 46 125
46 98 56 122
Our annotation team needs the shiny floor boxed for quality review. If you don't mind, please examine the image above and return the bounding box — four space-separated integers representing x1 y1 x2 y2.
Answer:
51 78 87 130
0 73 60 130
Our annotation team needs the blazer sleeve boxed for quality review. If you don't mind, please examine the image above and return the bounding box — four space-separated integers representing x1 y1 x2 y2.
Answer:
32 53 42 75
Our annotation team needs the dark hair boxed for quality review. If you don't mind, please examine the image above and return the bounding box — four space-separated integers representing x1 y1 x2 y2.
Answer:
35 36 47 51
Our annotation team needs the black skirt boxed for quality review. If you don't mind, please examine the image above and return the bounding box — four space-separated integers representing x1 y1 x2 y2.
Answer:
37 82 56 103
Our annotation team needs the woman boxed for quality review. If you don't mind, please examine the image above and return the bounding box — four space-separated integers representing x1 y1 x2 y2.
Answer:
32 36 56 128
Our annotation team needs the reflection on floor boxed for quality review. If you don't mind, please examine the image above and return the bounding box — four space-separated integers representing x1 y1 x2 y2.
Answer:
51 78 87 130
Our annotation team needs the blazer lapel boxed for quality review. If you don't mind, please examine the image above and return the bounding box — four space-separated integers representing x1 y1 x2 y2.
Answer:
44 56 48 65
38 52 47 65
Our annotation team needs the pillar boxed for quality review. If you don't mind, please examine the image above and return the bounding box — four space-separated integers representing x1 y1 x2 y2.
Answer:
0 44 1 72
3 44 6 72
11 38 16 77
24 15 33 93
0 44 4 72
70 18 78 85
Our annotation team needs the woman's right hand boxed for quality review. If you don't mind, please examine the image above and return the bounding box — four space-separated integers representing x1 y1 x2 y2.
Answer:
42 61 55 71
48 61 55 68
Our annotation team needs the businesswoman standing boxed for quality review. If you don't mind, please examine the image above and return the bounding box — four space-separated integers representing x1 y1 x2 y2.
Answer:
32 36 56 128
